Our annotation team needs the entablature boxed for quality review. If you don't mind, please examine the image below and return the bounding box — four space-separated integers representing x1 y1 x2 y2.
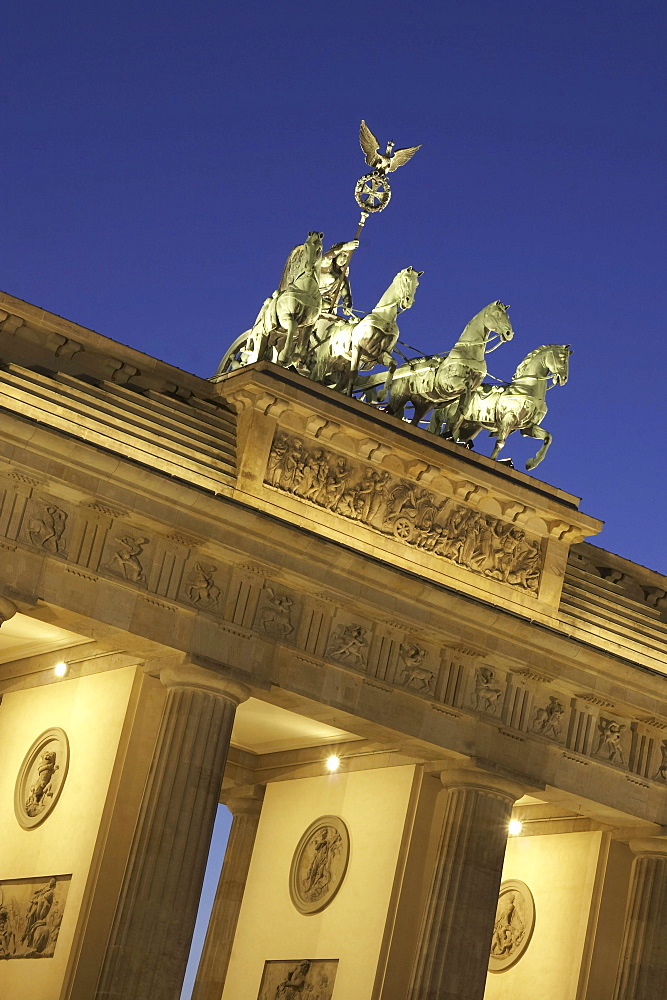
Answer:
213 363 601 623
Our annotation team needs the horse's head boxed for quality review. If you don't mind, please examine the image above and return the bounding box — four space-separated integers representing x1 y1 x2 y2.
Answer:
514 344 572 383
396 266 423 311
484 301 514 342
547 344 572 385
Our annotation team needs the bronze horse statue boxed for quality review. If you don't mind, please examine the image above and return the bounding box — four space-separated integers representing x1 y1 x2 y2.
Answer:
309 267 422 395
434 344 571 469
380 301 515 436
246 231 324 366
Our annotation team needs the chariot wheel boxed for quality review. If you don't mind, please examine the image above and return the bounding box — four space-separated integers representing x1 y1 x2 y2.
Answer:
214 331 256 376
392 516 413 541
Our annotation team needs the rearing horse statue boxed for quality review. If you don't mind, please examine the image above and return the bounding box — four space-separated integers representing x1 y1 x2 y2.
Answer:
435 344 572 469
381 301 515 435
247 231 324 366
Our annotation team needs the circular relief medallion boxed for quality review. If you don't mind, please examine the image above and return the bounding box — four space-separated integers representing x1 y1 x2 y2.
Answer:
289 815 350 914
14 728 70 830
488 879 536 972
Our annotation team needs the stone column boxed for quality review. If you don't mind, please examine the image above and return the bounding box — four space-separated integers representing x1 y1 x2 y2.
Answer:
191 785 265 1000
612 838 667 1000
409 767 525 1000
95 663 249 1000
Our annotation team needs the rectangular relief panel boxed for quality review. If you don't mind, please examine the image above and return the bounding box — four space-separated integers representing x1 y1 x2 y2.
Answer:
0 873 71 960
256 959 338 999
265 430 544 596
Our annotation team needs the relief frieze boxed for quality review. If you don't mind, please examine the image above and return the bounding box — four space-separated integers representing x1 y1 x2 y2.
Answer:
0 874 71 959
471 666 504 715
265 431 543 593
399 642 436 694
326 623 369 667
25 501 68 556
654 741 667 782
105 534 149 585
183 562 222 610
254 584 298 640
530 696 566 741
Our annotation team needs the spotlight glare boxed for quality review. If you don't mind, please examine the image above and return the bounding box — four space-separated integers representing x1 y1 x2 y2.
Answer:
326 755 341 772
54 661 68 678
508 819 523 836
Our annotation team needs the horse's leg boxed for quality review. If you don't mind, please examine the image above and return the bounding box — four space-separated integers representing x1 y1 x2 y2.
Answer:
449 386 471 440
489 416 514 460
522 424 552 470
346 344 360 396
411 400 430 426
381 358 397 399
428 407 444 435
385 385 408 417
310 350 325 383
278 316 298 364
457 421 481 443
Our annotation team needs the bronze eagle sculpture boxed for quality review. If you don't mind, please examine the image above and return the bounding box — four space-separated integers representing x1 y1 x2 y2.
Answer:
359 120 421 176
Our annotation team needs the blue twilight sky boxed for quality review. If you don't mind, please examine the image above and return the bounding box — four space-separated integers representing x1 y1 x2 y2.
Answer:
2 1 666 572
2 5 665 995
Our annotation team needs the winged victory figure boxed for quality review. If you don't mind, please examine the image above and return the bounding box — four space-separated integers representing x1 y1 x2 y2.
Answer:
359 120 421 176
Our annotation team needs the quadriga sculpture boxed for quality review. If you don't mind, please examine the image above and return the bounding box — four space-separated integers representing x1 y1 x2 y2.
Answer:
309 266 422 395
243 231 324 367
380 301 514 435
433 344 571 470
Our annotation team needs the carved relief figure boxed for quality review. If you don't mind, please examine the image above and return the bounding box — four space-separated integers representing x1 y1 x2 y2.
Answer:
0 875 70 960
399 643 435 693
24 751 59 818
294 448 329 503
338 468 389 523
596 719 626 764
108 536 148 583
327 624 369 666
302 827 343 902
490 891 526 960
258 959 338 1000
266 432 290 487
21 879 56 954
258 587 294 637
275 960 311 999
654 741 667 782
290 818 349 916
28 505 67 554
265 432 544 593
185 563 221 608
0 893 17 958
472 666 503 714
15 729 69 830
532 697 565 739
323 458 350 510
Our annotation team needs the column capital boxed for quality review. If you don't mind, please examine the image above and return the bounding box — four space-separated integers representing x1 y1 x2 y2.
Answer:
159 662 250 704
438 765 527 802
221 785 265 817
629 837 667 857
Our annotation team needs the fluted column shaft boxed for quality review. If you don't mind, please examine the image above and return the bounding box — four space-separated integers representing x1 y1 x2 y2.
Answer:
409 768 524 1000
613 839 667 1000
191 787 264 1000
95 664 248 1000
